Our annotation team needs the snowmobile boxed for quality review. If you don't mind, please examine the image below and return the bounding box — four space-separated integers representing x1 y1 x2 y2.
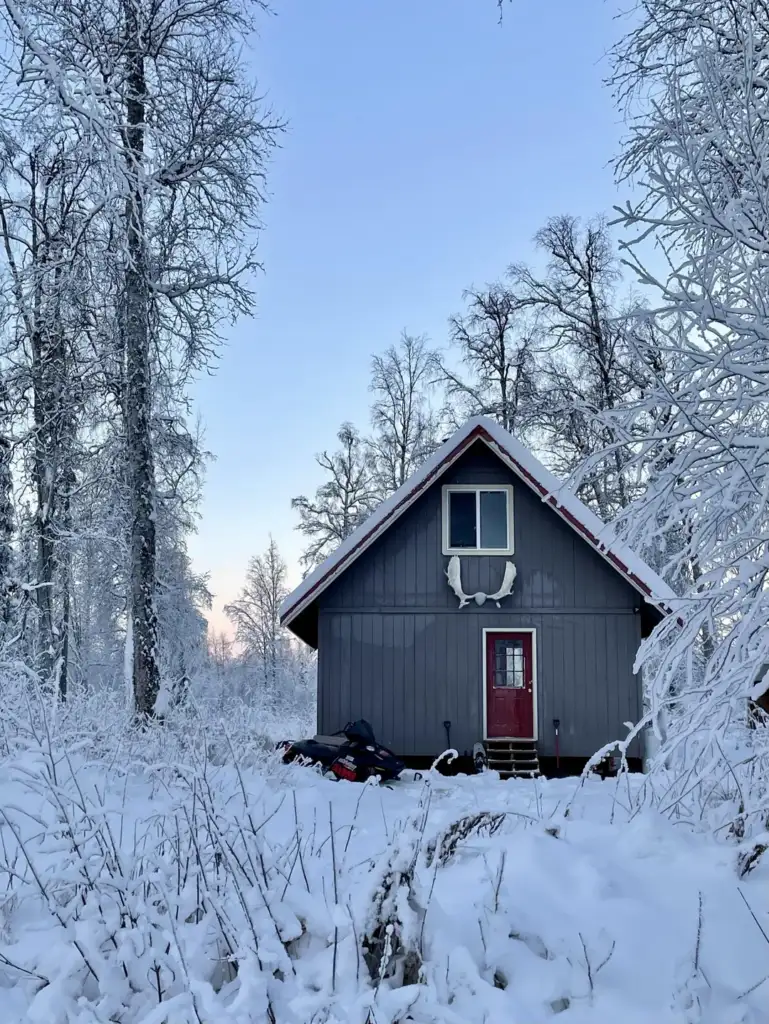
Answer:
278 719 406 783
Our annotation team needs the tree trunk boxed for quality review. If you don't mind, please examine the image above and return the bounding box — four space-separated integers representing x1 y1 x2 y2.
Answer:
124 0 160 717
26 154 58 681
57 563 70 700
51 210 72 701
57 449 75 700
0 384 13 639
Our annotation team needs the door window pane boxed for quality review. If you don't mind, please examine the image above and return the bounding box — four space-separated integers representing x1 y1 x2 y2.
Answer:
494 638 525 688
480 490 508 549
449 491 477 548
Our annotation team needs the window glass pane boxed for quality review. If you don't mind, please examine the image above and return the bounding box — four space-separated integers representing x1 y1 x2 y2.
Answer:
480 490 508 549
512 647 524 688
494 638 525 688
449 491 477 548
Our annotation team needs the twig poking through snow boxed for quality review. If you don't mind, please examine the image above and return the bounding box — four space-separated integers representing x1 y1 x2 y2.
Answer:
329 802 339 993
737 888 769 947
430 748 458 772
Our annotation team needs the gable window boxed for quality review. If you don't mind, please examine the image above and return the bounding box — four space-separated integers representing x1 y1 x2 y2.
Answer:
442 485 514 555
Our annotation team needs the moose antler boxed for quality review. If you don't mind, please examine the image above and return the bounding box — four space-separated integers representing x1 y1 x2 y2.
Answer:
487 561 517 605
445 555 473 608
445 555 517 608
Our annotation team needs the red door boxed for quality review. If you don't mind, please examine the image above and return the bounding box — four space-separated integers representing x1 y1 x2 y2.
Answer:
485 631 534 738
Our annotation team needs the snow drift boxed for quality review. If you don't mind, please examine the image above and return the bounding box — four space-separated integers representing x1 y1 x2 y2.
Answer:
0 681 767 1023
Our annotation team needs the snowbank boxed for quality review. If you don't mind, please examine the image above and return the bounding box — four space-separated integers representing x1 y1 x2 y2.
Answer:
1 714 767 1023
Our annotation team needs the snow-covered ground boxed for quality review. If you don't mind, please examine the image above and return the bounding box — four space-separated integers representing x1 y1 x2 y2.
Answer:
1 704 767 1024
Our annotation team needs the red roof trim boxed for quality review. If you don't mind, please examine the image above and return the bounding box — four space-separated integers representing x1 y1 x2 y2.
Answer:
281 424 673 626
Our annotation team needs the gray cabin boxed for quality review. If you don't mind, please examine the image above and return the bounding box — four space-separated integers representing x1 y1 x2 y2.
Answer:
280 417 674 774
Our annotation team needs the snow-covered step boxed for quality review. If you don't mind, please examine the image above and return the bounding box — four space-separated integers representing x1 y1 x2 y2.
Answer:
484 740 541 779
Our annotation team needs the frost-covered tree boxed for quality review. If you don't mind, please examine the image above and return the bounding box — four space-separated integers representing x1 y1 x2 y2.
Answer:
218 537 315 716
155 531 210 710
368 332 441 498
440 283 538 436
606 0 769 828
226 536 288 682
0 117 93 693
0 378 15 642
2 0 280 714
510 216 655 519
292 423 378 572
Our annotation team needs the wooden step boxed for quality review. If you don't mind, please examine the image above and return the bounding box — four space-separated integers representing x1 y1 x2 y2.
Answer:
487 753 538 763
485 743 537 749
483 739 541 779
486 744 538 754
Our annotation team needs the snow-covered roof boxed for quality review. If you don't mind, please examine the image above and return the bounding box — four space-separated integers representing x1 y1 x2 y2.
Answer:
280 417 677 631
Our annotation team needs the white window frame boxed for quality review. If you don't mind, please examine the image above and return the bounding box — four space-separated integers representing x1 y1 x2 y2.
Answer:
441 484 515 556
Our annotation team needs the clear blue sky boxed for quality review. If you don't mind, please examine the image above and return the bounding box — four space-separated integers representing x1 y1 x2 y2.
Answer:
188 0 628 634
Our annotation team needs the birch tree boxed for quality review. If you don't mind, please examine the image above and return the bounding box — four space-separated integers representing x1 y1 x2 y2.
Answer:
368 332 441 498
2 0 279 714
226 536 288 682
440 283 538 436
510 216 654 519
292 423 378 572
0 378 15 642
0 115 93 694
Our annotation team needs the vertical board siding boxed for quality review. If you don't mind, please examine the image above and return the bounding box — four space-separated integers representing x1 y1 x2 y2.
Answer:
316 440 645 759
324 443 636 613
318 607 642 758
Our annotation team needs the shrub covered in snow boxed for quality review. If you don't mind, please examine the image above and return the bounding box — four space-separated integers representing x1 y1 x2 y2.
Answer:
1 671 768 1023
